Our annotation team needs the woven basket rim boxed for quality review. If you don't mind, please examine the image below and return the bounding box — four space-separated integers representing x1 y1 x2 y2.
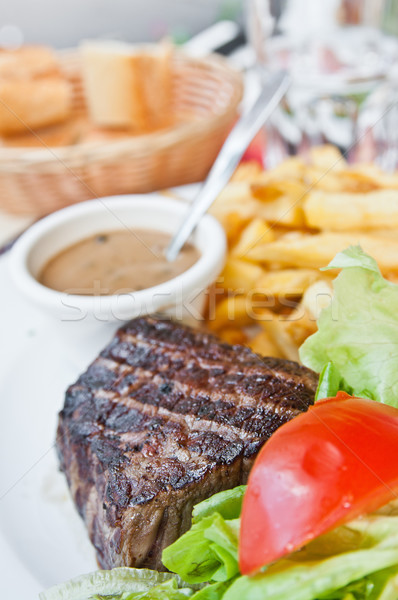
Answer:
0 50 243 170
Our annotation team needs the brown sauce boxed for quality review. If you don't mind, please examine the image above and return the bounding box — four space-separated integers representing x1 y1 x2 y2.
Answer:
38 229 200 295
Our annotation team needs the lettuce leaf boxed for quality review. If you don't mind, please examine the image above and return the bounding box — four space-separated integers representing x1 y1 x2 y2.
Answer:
223 548 398 600
299 246 398 406
192 486 246 524
190 580 236 600
119 579 193 600
41 496 398 600
320 566 398 600
369 568 398 600
223 516 398 600
162 488 243 584
314 362 353 401
162 513 239 583
39 568 194 600
163 485 398 600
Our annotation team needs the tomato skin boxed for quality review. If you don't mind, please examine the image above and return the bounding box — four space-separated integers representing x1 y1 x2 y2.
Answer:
239 393 398 575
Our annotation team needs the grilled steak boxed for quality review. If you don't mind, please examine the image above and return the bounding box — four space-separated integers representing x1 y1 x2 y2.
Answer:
57 317 317 570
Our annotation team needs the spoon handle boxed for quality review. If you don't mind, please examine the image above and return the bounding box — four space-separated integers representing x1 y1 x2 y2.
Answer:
165 70 290 262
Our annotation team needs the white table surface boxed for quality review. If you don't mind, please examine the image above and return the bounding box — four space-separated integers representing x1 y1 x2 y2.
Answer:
0 211 34 248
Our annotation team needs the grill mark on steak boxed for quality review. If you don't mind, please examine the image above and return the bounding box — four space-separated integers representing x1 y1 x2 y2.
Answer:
104 330 316 396
82 345 314 433
57 316 318 571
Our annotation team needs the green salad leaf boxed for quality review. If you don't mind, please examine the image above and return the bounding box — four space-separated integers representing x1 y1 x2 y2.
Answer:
192 486 246 524
299 246 398 406
41 492 398 600
320 566 398 600
190 580 236 600
223 548 398 600
162 513 239 584
118 578 192 600
39 568 194 600
162 488 242 584
314 362 352 401
163 486 398 600
222 515 398 600
369 568 398 600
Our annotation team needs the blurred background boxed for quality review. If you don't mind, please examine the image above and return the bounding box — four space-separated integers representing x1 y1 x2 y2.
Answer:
2 0 397 48
0 0 244 47
1 0 398 237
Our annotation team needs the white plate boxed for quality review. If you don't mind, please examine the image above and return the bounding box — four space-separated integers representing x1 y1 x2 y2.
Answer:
0 254 104 598
0 186 199 598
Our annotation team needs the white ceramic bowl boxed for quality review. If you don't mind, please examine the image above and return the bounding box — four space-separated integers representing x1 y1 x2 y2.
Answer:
9 194 226 324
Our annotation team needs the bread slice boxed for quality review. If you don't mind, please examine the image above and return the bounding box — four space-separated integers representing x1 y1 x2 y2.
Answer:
0 45 72 136
0 76 71 136
0 115 89 148
80 40 173 132
0 45 59 79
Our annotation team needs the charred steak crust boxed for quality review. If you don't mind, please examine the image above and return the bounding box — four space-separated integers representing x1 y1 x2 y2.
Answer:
57 317 317 570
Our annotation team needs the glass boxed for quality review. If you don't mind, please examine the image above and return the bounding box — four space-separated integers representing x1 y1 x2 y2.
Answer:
355 82 398 170
246 0 398 167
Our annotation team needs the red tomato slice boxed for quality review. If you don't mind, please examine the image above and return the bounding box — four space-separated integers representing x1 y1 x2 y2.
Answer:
239 392 398 575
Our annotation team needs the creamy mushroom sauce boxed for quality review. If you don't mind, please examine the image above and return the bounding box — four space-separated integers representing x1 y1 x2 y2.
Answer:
38 229 200 295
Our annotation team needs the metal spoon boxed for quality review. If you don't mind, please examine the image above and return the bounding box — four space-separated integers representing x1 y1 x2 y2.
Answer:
165 70 290 262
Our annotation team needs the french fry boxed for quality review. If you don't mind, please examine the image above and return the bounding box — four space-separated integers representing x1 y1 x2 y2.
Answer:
337 171 380 193
231 218 275 258
221 212 252 245
251 180 307 227
245 231 398 273
347 163 398 189
308 144 346 171
351 229 398 240
231 161 263 182
261 316 301 362
250 194 305 227
210 183 265 240
251 182 284 202
279 308 317 350
255 268 321 297
266 280 334 358
304 168 380 193
248 331 283 358
301 280 333 320
217 327 248 346
253 156 306 182
304 189 398 231
212 180 308 234
258 297 322 361
212 196 304 231
251 180 309 202
209 295 253 331
221 258 264 293
206 145 398 357
211 181 251 209
303 167 347 192
387 273 398 284
259 196 306 228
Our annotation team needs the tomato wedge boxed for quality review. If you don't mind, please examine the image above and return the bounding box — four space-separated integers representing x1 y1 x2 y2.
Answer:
239 392 398 575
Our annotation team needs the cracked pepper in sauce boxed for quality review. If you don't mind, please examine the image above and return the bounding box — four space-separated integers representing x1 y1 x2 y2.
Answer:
38 229 200 295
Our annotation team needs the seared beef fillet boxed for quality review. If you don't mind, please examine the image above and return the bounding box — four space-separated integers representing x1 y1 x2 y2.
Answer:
57 317 317 570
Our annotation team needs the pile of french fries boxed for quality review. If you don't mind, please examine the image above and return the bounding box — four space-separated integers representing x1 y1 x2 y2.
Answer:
206 145 398 361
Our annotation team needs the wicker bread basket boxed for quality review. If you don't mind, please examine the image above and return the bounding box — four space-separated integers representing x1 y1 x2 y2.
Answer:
0 50 243 215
